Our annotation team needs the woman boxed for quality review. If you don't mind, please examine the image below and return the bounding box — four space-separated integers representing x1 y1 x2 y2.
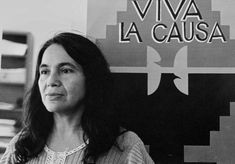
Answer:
0 32 154 164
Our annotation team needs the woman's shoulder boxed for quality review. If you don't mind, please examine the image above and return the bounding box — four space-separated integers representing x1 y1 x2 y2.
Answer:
115 131 155 163
0 132 21 163
117 131 143 149
6 132 21 152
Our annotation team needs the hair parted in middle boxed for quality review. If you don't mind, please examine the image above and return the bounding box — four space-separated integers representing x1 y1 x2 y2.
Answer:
14 32 123 163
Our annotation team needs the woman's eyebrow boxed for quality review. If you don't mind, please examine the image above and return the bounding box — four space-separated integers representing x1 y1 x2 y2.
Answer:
39 62 81 70
39 64 48 69
58 62 81 70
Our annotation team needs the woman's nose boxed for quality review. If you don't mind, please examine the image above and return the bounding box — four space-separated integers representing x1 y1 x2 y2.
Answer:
47 72 61 87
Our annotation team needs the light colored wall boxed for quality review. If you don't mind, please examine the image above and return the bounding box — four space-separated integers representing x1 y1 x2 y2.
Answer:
0 0 87 85
87 0 127 39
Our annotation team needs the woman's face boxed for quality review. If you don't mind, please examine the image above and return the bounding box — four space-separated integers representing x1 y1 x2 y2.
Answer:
38 44 85 113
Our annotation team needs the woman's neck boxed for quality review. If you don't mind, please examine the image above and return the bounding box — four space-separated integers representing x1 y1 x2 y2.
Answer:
47 106 85 151
53 105 84 132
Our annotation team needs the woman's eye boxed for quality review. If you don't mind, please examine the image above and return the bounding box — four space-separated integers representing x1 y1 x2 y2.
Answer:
61 68 73 74
40 70 48 75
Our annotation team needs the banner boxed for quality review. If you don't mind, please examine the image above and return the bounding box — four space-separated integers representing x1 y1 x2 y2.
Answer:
88 0 235 163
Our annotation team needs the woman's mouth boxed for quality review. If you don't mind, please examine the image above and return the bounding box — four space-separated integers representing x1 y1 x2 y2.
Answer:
46 93 64 100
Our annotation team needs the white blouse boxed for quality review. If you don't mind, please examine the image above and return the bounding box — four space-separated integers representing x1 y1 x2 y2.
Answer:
0 131 155 164
44 143 86 164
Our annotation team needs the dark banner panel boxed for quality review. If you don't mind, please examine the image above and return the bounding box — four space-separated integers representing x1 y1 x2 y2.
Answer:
113 73 235 163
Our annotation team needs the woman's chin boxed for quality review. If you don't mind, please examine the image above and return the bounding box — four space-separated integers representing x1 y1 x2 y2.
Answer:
44 103 65 113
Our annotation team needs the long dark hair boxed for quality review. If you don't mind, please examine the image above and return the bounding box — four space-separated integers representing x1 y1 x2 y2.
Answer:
14 32 121 163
